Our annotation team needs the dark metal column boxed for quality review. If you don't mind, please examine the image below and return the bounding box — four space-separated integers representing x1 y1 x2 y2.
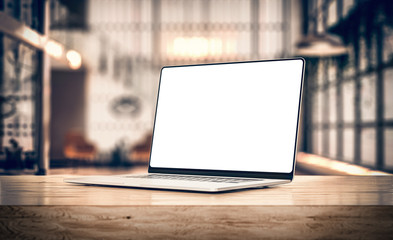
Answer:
322 59 329 157
282 0 291 57
353 26 361 165
151 0 161 67
35 0 51 175
0 1 4 151
336 57 344 161
251 0 259 60
376 23 384 170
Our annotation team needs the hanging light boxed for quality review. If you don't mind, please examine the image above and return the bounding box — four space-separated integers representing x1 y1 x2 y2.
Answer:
66 50 82 69
45 40 64 59
296 33 347 57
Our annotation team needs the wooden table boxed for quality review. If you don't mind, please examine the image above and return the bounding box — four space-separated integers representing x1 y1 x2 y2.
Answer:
0 175 392 239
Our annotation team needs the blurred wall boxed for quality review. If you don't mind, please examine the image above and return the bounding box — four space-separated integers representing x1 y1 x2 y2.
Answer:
49 0 303 164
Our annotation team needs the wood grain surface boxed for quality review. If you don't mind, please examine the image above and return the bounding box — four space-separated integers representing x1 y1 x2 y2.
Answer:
0 176 392 239
0 206 392 239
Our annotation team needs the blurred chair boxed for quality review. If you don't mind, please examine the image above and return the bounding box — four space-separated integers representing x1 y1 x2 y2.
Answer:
64 131 96 160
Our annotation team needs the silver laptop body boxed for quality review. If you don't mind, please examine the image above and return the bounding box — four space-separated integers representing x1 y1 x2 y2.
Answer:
65 58 305 192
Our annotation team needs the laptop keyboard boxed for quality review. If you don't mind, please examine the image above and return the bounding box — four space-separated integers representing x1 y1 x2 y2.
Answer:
124 174 263 184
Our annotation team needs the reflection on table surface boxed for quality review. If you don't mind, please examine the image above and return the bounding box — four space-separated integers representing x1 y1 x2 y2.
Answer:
0 175 392 206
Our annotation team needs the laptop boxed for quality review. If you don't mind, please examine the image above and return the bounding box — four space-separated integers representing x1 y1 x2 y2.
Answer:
65 58 305 192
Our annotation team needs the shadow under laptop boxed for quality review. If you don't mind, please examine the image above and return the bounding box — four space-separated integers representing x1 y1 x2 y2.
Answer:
66 181 280 194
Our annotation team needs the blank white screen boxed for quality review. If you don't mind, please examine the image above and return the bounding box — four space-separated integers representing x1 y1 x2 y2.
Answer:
150 59 304 173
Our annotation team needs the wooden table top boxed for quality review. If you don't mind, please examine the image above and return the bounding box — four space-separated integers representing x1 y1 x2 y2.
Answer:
0 175 392 206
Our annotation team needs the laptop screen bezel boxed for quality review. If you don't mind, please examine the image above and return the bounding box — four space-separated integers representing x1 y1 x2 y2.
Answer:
147 58 305 181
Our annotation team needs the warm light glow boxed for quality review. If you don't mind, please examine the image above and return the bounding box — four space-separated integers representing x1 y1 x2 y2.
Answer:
297 152 391 175
45 40 63 58
296 34 348 57
297 42 347 57
171 37 224 58
66 50 82 69
22 29 41 46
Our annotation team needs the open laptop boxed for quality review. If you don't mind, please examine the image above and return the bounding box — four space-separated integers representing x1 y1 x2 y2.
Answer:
65 58 305 192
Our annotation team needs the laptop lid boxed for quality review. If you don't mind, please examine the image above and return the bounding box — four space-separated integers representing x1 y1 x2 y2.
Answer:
148 58 305 180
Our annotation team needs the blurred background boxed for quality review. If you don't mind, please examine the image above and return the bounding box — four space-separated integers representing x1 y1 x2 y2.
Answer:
0 0 392 175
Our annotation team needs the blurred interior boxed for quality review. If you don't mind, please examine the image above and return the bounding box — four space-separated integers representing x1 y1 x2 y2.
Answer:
0 0 392 176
